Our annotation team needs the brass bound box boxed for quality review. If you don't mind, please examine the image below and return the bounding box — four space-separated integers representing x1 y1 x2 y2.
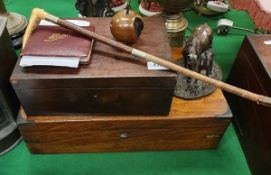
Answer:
11 16 176 116
17 89 232 154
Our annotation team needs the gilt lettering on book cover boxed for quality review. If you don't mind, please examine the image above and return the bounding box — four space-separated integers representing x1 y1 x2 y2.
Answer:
20 20 95 68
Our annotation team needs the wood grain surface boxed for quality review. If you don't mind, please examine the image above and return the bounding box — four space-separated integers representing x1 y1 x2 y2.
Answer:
11 16 175 80
18 89 232 154
11 16 177 116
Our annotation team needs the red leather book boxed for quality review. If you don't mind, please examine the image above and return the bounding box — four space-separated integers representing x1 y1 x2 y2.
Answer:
20 20 95 68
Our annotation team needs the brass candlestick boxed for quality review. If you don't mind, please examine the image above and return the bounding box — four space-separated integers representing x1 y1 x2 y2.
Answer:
0 0 27 48
164 12 188 47
157 0 193 47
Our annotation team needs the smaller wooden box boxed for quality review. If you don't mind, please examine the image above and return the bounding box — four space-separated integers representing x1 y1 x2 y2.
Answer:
17 89 232 154
10 16 176 116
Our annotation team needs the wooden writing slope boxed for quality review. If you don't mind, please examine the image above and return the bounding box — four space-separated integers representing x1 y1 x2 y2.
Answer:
17 89 232 154
11 16 176 116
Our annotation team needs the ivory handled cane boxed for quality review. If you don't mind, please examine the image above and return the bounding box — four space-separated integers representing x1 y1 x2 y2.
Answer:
23 8 271 107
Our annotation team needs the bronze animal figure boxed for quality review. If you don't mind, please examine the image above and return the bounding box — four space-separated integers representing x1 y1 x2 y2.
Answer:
198 48 213 76
183 24 214 82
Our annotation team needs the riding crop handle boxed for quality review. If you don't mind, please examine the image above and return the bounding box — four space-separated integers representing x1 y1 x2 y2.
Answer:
23 8 271 107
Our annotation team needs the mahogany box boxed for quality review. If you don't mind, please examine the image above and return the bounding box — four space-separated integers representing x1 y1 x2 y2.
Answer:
17 89 232 154
10 16 176 116
226 35 271 175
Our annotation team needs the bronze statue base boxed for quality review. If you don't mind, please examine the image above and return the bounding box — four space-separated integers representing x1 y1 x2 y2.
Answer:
174 60 222 99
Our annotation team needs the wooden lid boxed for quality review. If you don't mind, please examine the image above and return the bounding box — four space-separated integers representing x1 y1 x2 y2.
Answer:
11 16 177 88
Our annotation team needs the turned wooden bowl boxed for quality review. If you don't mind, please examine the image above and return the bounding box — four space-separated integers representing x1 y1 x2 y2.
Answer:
110 10 144 44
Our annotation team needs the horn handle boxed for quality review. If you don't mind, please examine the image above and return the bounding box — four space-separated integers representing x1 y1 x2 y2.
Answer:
22 8 59 48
